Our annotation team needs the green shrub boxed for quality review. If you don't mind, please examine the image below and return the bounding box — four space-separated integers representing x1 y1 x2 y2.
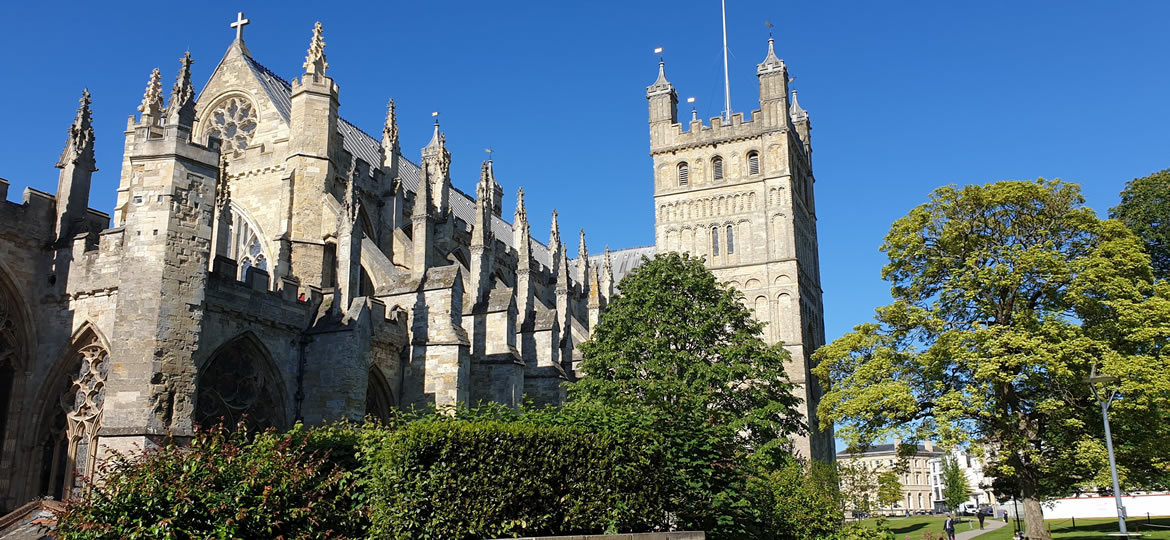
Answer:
56 423 366 539
747 457 844 539
364 419 668 539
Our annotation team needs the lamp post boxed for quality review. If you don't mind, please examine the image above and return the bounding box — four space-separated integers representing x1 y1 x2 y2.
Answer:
1085 366 1128 538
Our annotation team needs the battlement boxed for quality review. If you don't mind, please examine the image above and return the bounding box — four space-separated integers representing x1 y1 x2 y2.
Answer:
67 227 125 297
652 109 788 153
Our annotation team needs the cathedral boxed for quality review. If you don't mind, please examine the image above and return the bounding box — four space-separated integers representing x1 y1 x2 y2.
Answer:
0 16 829 512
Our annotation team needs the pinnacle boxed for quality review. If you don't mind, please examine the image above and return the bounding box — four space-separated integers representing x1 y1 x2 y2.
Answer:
303 21 329 76
138 68 164 119
790 89 808 122
383 98 398 145
757 37 785 74
647 60 674 96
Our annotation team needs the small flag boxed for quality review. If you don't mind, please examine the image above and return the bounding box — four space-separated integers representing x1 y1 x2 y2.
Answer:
431 111 439 117
765 21 773 28
687 97 696 103
654 47 663 54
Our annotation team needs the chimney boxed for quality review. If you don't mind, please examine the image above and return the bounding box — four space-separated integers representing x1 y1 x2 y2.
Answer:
925 440 934 452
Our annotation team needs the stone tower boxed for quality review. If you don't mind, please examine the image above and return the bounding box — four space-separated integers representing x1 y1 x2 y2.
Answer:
649 39 832 461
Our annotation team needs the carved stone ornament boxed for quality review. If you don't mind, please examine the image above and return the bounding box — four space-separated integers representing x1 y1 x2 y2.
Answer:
205 97 258 155
60 334 108 480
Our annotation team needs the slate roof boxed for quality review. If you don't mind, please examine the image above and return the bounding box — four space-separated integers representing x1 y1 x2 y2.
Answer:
237 55 554 268
580 245 657 289
836 443 944 458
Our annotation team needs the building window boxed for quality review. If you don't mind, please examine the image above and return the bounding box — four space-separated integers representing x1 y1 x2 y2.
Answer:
726 225 734 254
748 151 760 175
712 156 724 180
711 227 720 254
678 162 689 186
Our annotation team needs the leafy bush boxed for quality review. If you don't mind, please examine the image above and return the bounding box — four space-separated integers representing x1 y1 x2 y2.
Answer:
364 419 668 539
748 457 843 539
56 423 367 539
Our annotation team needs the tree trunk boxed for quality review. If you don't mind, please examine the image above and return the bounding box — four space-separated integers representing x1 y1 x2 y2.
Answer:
1022 494 1049 539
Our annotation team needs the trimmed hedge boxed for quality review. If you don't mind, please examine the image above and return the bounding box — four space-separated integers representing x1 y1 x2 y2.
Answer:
365 420 668 539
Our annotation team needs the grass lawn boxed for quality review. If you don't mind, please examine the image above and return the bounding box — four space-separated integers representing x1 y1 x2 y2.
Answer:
855 516 972 537
969 516 1170 539
856 516 1170 539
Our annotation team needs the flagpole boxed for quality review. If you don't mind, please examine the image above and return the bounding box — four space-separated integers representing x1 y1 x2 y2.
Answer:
721 0 732 121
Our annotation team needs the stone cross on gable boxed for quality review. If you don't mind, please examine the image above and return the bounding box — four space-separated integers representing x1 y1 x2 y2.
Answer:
231 12 250 41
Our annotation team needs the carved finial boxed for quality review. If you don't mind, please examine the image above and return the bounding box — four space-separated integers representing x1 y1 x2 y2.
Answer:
215 152 232 209
303 22 328 77
57 89 96 170
137 68 164 123
437 134 451 179
165 52 196 126
383 98 398 149
550 209 561 250
603 245 613 280
514 187 527 224
578 229 588 258
343 156 360 224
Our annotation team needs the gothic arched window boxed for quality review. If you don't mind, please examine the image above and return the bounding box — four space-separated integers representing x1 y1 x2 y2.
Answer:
747 151 760 176
40 328 108 499
195 334 286 432
677 162 689 186
366 367 394 422
712 156 724 180
726 225 735 254
229 207 269 280
204 96 258 155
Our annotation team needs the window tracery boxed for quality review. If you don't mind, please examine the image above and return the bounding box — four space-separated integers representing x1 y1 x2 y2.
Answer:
40 330 108 499
195 335 285 432
230 208 268 279
204 97 258 155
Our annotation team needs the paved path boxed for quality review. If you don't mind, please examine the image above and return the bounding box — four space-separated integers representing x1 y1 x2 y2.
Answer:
956 517 1008 539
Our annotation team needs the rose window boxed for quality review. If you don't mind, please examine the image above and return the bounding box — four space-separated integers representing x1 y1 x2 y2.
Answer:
205 97 258 154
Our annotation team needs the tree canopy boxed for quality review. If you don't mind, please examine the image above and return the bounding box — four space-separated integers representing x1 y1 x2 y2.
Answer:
573 251 804 450
813 179 1170 539
1111 169 1170 280
570 252 807 538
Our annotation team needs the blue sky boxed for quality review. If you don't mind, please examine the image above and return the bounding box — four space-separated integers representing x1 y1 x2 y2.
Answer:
3 1 1168 358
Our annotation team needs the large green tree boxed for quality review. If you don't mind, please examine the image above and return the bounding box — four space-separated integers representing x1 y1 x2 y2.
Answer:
570 252 806 538
1111 169 1170 280
814 179 1170 539
573 251 804 451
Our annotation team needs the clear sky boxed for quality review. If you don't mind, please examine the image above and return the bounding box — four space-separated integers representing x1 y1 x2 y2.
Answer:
3 1 1168 372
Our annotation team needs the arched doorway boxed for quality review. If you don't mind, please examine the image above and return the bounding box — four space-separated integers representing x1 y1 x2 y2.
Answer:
0 266 33 473
194 333 287 432
38 326 109 499
365 366 394 422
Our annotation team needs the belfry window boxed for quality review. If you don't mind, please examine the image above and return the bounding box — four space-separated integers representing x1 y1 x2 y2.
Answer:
712 156 724 180
748 151 760 176
678 162 689 186
726 225 735 254
711 227 720 255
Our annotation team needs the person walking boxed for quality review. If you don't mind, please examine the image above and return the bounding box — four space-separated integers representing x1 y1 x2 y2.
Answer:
978 508 986 529
944 515 957 540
